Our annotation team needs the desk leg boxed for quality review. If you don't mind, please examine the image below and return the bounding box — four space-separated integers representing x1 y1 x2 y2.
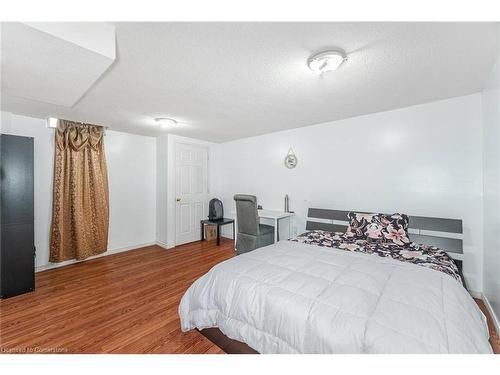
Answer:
216 225 220 246
201 221 204 241
232 222 235 245
275 217 292 241
274 219 280 243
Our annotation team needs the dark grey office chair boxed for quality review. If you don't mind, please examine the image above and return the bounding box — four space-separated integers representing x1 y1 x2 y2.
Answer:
233 194 274 255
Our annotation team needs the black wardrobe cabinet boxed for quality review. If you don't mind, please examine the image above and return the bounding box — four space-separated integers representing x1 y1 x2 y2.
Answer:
0 134 35 299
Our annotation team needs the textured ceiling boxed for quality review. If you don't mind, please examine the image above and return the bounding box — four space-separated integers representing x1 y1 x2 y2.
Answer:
2 22 115 107
1 22 498 142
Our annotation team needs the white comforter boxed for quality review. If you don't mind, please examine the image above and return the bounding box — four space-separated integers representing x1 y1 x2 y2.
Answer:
179 241 492 353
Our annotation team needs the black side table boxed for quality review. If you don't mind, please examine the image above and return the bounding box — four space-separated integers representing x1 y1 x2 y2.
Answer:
200 218 235 246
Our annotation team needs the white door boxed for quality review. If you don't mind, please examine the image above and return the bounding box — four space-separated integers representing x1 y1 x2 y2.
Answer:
175 142 209 245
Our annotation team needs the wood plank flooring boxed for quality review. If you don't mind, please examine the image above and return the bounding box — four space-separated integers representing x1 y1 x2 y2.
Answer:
0 239 235 354
475 299 500 354
1 238 498 354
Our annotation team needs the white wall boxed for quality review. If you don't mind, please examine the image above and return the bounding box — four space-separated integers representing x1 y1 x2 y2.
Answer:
214 94 484 292
106 130 156 253
0 112 157 268
482 29 500 329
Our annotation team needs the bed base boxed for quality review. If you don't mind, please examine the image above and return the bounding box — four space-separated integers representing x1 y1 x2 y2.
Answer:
198 328 259 354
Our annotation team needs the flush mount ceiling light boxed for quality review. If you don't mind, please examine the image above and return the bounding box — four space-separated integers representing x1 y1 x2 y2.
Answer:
155 117 179 129
307 49 347 75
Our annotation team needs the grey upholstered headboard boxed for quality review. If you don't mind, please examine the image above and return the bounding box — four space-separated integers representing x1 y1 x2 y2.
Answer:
305 208 463 254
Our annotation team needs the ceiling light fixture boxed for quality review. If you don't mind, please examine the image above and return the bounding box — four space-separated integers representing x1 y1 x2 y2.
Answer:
307 49 347 75
155 117 179 129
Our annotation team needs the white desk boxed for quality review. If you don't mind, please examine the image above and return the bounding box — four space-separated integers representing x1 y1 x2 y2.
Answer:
257 209 294 243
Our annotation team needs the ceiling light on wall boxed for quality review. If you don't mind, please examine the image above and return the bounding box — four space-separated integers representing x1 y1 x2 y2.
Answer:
47 117 58 128
307 49 347 75
155 117 179 129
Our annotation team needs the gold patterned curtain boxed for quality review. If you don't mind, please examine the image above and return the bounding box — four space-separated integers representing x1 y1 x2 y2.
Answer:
49 119 109 262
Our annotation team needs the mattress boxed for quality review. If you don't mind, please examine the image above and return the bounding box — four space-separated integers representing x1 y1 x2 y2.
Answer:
179 240 492 353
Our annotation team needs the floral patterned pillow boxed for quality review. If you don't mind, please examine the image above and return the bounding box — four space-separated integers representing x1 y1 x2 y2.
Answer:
380 213 410 246
345 212 384 241
345 212 410 245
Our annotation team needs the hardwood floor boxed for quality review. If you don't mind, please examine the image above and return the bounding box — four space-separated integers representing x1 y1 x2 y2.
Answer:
0 239 235 354
1 238 498 354
475 299 500 354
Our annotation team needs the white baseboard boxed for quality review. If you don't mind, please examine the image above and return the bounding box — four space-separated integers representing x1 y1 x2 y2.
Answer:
156 240 169 250
35 242 156 272
483 293 500 335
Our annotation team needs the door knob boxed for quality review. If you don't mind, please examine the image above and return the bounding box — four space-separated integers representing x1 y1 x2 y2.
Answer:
176 198 181 202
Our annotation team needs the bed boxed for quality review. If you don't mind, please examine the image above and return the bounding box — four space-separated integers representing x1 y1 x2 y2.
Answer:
179 208 492 354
